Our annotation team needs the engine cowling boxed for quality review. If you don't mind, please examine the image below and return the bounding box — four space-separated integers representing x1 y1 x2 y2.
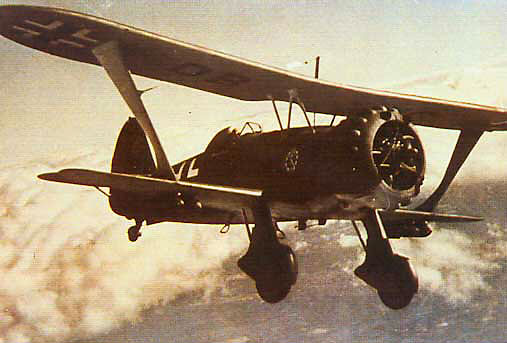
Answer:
338 107 425 206
372 116 425 195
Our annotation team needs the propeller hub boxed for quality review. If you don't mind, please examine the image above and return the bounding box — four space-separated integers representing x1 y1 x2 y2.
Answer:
372 120 425 193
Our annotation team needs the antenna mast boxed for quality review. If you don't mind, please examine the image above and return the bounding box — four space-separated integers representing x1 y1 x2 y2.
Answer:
313 56 320 126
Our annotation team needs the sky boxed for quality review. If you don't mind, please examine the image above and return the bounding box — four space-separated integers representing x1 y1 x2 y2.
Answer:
1 0 507 169
1 2 507 342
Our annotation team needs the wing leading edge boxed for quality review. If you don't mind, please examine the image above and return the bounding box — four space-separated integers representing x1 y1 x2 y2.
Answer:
1 5 506 131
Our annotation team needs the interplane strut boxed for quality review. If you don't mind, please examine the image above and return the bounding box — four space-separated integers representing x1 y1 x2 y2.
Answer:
417 129 483 212
92 41 177 180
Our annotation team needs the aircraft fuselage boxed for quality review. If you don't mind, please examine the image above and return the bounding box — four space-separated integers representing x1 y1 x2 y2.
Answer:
109 112 425 225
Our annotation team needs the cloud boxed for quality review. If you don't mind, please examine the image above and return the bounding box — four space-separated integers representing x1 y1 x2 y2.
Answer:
2 53 507 343
337 221 505 303
0 155 248 342
393 226 503 302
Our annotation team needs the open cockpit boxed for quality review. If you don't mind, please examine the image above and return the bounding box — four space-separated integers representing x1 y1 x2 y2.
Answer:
205 121 263 154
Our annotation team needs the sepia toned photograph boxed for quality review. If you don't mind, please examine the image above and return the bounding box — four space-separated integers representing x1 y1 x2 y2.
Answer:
1 1 506 342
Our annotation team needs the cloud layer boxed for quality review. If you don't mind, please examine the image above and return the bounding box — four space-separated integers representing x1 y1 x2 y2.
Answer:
0 156 248 343
1 61 506 342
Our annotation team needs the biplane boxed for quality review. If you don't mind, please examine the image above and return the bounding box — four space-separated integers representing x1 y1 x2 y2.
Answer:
1 5 506 310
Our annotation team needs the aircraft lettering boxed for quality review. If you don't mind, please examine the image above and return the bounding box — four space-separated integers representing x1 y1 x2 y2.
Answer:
206 73 249 86
174 163 185 180
170 63 249 87
12 25 40 38
173 158 200 180
187 158 199 178
172 63 210 77
12 19 63 39
72 29 99 43
11 19 99 49
24 19 63 31
50 38 86 48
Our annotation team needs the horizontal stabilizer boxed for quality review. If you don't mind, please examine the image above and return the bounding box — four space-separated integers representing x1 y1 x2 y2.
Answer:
379 208 482 223
39 168 262 212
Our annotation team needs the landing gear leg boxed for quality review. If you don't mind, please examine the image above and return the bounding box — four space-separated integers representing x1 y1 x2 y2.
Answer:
127 218 143 242
354 210 418 309
238 200 298 303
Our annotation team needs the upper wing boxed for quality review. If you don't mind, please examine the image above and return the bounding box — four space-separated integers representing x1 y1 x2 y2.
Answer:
1 5 506 131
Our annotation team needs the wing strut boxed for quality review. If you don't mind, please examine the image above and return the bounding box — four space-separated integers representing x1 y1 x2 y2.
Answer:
268 90 315 133
289 89 315 134
92 41 176 180
269 97 284 131
417 129 483 212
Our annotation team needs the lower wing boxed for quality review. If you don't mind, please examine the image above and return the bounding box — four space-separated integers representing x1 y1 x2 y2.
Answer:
39 168 482 224
39 168 262 213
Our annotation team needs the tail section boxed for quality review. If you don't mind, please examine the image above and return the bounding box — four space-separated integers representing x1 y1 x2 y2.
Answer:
111 117 156 175
110 117 156 217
